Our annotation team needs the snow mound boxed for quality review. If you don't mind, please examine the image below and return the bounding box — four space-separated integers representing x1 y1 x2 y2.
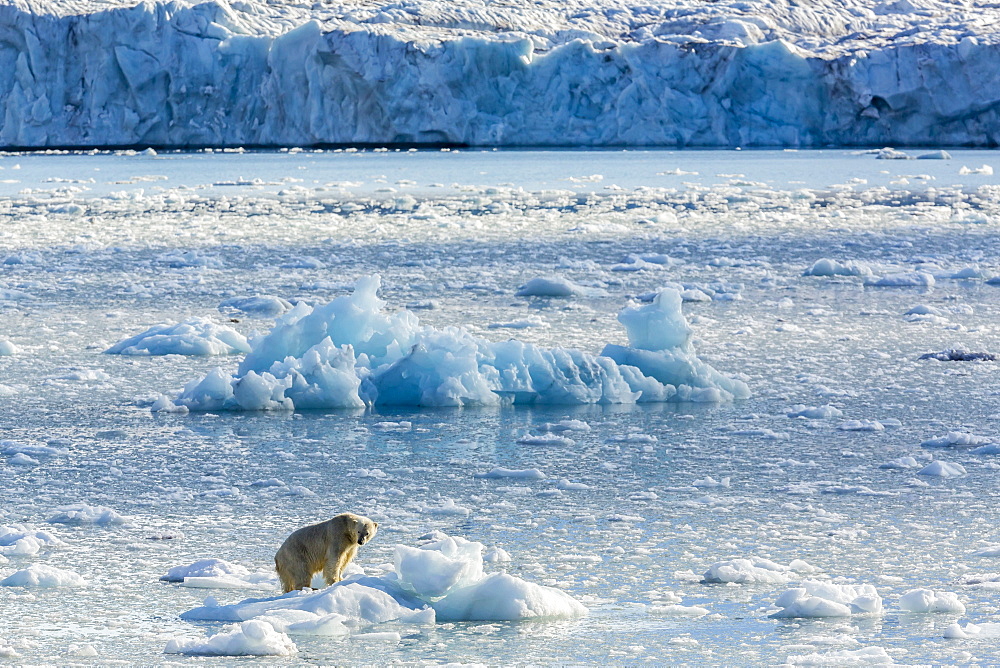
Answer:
47 503 128 525
105 318 250 356
164 620 296 657
164 276 748 411
0 564 86 587
771 581 882 618
898 588 965 613
179 531 585 634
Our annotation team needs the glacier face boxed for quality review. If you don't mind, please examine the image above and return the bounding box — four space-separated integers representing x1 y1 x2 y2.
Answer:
1 0 999 148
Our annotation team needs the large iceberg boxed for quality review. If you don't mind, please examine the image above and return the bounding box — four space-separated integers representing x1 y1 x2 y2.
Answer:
163 275 749 411
1 0 999 148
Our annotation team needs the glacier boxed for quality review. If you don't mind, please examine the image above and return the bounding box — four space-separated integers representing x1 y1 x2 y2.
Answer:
1 0 999 148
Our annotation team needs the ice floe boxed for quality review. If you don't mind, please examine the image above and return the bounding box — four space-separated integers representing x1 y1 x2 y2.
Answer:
105 318 250 356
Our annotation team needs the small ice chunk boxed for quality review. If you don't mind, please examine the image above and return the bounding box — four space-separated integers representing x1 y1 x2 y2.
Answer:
164 620 297 656
105 318 250 356
864 272 935 288
838 420 884 432
1 564 86 587
702 557 792 584
898 588 965 613
771 580 882 618
0 339 18 355
47 503 127 525
515 276 587 297
474 468 545 480
921 432 992 448
879 456 919 470
917 461 966 477
219 296 293 318
432 572 588 621
787 404 843 419
160 559 251 583
959 164 994 175
803 259 871 277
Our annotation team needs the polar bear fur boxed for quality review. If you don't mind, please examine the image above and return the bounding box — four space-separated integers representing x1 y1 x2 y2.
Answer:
274 512 379 594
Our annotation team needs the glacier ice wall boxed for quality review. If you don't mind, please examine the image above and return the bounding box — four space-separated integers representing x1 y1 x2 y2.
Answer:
1 0 999 148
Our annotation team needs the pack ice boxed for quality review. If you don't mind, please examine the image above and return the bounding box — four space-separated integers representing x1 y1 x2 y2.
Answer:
1 0 999 147
161 275 748 411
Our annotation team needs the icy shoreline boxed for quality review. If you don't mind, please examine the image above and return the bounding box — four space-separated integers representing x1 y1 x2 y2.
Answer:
2 0 999 148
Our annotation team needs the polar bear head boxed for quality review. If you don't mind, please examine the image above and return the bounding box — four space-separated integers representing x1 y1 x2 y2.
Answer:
355 515 379 545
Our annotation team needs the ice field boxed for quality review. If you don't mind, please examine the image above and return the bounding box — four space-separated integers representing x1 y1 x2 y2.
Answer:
1 148 1000 664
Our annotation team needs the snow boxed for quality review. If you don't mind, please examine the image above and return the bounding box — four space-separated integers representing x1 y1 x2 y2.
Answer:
164 276 748 411
104 318 250 356
3 0 1000 148
771 581 882 618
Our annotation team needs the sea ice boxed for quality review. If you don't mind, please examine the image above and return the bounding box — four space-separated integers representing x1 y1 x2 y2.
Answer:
218 296 293 318
160 559 251 583
702 557 815 584
46 504 128 525
803 259 872 277
921 432 993 448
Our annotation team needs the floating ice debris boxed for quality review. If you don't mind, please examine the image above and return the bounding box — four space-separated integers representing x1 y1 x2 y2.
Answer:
838 420 884 432
0 525 67 556
959 164 994 175
787 404 844 419
166 276 748 411
0 339 17 355
917 150 952 160
919 350 997 362
1 564 86 587
703 558 793 584
770 581 882 618
803 259 872 277
864 272 935 288
921 432 994 448
164 620 297 657
160 559 251 583
47 503 128 525
474 468 546 480
879 456 920 470
898 588 965 613
219 296 293 318
784 646 894 665
105 318 250 356
918 461 966 477
514 276 589 297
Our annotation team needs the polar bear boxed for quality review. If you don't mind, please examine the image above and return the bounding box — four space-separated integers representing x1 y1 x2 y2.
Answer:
274 512 379 594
